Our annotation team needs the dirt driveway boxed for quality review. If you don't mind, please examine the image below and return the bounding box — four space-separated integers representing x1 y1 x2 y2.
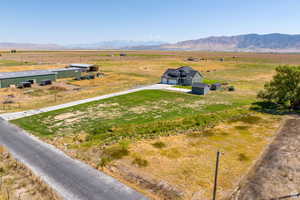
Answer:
230 115 300 200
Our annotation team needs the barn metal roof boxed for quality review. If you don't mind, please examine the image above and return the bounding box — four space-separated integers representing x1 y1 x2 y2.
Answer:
0 70 56 80
49 67 80 72
69 63 94 68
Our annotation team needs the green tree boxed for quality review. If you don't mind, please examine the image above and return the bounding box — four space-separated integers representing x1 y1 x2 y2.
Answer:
258 65 300 110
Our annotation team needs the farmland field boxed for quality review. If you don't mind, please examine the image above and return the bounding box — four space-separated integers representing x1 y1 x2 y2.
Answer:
1 50 299 199
0 50 294 112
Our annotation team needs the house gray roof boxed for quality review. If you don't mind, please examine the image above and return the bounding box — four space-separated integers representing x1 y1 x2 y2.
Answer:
192 83 210 88
178 66 193 72
69 63 94 68
49 67 80 72
162 69 180 78
162 66 202 79
0 70 56 80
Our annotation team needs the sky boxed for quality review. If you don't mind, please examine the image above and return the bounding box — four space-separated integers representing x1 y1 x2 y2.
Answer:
1 0 300 44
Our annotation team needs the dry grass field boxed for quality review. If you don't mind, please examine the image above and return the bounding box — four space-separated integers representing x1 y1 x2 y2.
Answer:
112 112 281 199
3 50 300 199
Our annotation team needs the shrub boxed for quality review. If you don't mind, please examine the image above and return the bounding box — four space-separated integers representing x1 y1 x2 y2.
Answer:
152 141 166 149
98 157 112 168
238 153 249 161
228 86 235 91
103 145 129 160
132 157 149 167
235 125 249 130
98 144 130 167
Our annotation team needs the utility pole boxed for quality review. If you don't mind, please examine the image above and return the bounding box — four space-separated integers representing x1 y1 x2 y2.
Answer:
212 150 221 200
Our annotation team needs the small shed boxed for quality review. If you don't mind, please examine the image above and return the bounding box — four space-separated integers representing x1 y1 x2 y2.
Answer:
210 83 222 91
50 68 81 79
68 64 98 72
0 70 56 88
192 83 210 95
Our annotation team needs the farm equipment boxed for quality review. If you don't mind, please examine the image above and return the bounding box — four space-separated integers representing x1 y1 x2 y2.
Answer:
17 82 32 89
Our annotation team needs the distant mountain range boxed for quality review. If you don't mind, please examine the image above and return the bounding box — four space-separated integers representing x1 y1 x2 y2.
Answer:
1 34 300 52
65 40 165 49
153 33 300 52
0 41 165 50
0 42 64 50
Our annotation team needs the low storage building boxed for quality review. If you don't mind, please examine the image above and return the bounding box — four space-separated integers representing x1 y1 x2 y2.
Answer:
68 64 98 72
210 83 222 90
192 83 210 95
0 70 56 88
50 68 81 79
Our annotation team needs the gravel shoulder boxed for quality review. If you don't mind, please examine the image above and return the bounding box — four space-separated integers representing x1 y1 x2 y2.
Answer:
230 115 300 200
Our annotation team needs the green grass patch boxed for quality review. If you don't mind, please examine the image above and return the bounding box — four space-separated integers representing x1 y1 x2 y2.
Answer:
0 60 36 67
203 79 222 84
13 90 252 146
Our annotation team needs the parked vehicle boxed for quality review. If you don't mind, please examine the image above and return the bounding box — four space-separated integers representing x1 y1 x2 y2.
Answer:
40 80 52 86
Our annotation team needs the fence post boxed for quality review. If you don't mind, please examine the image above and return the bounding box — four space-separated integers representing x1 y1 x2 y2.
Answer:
212 150 221 200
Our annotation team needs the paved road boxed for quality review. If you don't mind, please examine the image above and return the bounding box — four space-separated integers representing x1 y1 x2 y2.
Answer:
0 119 148 200
0 84 190 121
